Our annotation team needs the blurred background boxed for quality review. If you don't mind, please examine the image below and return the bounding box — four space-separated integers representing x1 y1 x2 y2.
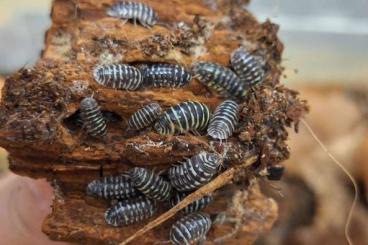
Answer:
0 0 367 244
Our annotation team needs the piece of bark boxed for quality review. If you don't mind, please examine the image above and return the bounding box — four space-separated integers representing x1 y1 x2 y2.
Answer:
0 0 308 244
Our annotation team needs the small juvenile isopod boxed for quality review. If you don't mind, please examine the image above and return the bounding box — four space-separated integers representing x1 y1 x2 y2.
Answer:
191 62 247 98
257 165 285 181
106 1 158 28
79 97 107 138
170 192 213 214
86 174 138 200
127 102 162 130
266 165 284 180
207 100 239 140
168 151 221 192
154 101 211 136
93 64 143 91
129 167 172 201
105 196 156 227
170 212 212 245
230 47 265 86
140 64 192 88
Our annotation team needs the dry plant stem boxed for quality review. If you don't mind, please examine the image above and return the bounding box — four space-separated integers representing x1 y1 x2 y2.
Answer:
120 154 259 245
301 119 357 245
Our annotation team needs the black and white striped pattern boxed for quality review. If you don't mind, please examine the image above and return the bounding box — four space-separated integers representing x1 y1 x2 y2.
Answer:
86 174 138 200
192 62 247 99
207 100 239 140
154 101 211 136
170 212 212 245
106 1 158 28
127 103 162 130
129 167 172 201
170 193 213 214
230 47 265 86
168 151 221 192
79 97 107 138
140 64 192 88
105 197 156 227
93 64 143 91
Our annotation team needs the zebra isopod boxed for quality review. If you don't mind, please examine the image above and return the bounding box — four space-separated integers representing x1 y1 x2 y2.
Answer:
106 1 158 28
79 97 107 138
230 47 265 86
170 212 212 245
105 196 156 227
191 62 247 99
170 192 213 214
129 167 172 201
86 174 138 200
168 151 221 192
140 64 192 88
127 103 162 130
93 64 143 91
207 100 239 140
154 101 211 136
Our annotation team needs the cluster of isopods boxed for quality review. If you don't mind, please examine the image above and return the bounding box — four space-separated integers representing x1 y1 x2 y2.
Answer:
85 50 264 139
79 1 271 244
87 151 220 244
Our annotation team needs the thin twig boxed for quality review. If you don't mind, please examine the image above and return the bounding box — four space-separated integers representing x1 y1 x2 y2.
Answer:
119 154 258 245
301 119 357 245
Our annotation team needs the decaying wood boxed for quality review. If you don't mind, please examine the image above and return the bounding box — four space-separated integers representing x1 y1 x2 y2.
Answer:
0 0 308 244
121 155 258 245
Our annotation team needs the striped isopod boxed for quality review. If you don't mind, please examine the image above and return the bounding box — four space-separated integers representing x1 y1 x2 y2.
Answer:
230 47 265 86
207 100 239 140
129 167 172 201
191 62 247 98
127 102 162 130
154 101 211 136
106 1 158 28
93 64 143 91
140 64 192 88
168 151 221 192
79 97 107 138
105 197 156 227
86 174 138 200
170 212 212 245
170 192 213 214
75 111 121 127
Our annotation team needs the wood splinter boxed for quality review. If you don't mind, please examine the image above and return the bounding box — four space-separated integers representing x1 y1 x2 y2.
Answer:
120 154 259 245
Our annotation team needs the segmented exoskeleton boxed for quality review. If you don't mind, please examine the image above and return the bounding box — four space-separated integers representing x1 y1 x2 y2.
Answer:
93 64 143 91
129 167 172 201
79 97 107 138
127 103 162 130
86 174 138 200
207 100 239 140
154 101 211 136
230 47 265 86
106 1 158 28
74 111 120 128
169 192 213 214
192 62 247 98
170 212 212 245
140 64 192 88
105 197 156 227
168 151 221 192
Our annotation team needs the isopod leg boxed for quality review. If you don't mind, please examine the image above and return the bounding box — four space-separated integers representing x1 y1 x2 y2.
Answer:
139 20 152 29
120 18 129 26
